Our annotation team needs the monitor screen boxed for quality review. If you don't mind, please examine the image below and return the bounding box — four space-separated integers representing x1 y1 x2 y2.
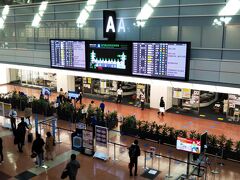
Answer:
176 137 201 154
42 87 51 96
68 91 79 99
87 41 131 75
50 39 86 69
132 42 190 80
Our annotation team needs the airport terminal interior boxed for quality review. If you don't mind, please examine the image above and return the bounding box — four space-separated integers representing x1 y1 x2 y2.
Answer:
0 0 240 180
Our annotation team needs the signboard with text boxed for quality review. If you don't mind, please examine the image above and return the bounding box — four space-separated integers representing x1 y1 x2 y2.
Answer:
95 125 108 147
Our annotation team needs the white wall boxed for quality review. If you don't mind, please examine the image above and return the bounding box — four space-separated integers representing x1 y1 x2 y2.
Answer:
150 83 173 110
57 74 75 92
0 65 10 85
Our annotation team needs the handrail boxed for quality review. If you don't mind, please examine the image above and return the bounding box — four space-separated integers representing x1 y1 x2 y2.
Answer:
108 140 207 170
39 120 74 133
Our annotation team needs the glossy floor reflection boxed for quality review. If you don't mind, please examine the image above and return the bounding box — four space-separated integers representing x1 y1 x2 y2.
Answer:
1 116 240 179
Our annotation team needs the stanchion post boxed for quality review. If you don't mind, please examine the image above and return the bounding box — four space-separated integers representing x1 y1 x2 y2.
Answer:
211 153 220 174
39 123 42 135
205 165 208 180
144 151 147 170
114 143 116 161
219 148 224 166
56 127 62 144
165 157 173 179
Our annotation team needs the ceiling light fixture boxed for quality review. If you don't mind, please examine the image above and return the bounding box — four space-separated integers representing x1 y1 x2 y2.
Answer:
135 0 160 27
0 5 10 29
76 0 97 28
31 1 48 28
213 0 240 26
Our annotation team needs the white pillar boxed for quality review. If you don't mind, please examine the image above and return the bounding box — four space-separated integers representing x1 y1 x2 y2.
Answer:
0 65 10 85
150 83 172 110
56 74 75 92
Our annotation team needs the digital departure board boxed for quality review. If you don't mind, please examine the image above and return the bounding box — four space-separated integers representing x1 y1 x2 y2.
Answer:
87 41 131 75
132 42 190 80
50 40 86 69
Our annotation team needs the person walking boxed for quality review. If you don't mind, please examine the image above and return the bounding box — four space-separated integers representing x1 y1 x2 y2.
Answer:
32 133 45 167
9 107 17 133
128 140 140 176
116 87 123 103
45 132 55 161
76 87 83 105
0 138 3 165
24 104 32 125
140 93 145 110
99 100 105 113
16 117 29 152
158 97 165 116
66 154 80 180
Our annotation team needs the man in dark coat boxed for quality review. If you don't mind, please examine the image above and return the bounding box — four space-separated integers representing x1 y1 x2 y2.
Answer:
66 154 80 180
32 133 45 167
128 139 141 176
16 117 29 152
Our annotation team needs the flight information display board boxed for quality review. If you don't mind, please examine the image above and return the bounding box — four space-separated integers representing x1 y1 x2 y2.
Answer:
50 40 86 69
87 41 131 75
132 42 189 80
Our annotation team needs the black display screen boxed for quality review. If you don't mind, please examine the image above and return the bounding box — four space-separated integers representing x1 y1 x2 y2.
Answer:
50 39 86 70
132 42 190 80
87 41 131 75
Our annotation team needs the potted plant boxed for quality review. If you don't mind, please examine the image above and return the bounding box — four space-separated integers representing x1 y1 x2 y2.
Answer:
235 141 240 161
224 139 234 159
120 115 137 136
160 124 169 144
207 134 219 155
105 111 118 129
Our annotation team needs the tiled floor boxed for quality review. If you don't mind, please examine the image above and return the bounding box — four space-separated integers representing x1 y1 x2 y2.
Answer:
0 84 240 179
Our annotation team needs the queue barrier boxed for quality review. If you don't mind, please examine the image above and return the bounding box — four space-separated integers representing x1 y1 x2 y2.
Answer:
35 121 209 179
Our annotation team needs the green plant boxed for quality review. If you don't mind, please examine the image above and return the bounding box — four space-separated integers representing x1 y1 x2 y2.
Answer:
109 111 117 121
225 139 233 151
208 134 218 148
155 124 162 135
123 115 137 129
218 134 227 148
235 141 240 153
95 107 103 121
141 121 150 132
161 124 169 137
189 130 197 139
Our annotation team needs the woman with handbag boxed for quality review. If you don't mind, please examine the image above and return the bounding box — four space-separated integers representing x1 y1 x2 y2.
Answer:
158 97 165 116
45 132 55 161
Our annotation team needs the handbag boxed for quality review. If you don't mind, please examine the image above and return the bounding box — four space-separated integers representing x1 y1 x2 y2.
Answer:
128 162 134 169
61 169 69 179
31 152 37 158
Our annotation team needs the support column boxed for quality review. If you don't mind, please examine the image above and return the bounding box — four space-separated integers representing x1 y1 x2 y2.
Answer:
150 83 172 110
56 74 75 92
0 65 10 85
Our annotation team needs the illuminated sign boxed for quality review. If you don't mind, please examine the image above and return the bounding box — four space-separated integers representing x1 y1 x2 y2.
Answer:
103 10 126 40
103 10 116 40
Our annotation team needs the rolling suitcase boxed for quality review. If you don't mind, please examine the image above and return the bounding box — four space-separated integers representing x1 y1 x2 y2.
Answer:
28 133 33 143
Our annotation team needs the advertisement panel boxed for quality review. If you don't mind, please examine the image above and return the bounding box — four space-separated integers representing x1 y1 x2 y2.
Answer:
176 137 201 154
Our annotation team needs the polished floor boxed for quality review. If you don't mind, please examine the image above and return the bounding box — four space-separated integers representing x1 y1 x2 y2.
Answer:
0 84 240 180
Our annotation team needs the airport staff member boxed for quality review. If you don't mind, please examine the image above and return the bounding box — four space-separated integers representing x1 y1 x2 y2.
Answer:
116 87 123 103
